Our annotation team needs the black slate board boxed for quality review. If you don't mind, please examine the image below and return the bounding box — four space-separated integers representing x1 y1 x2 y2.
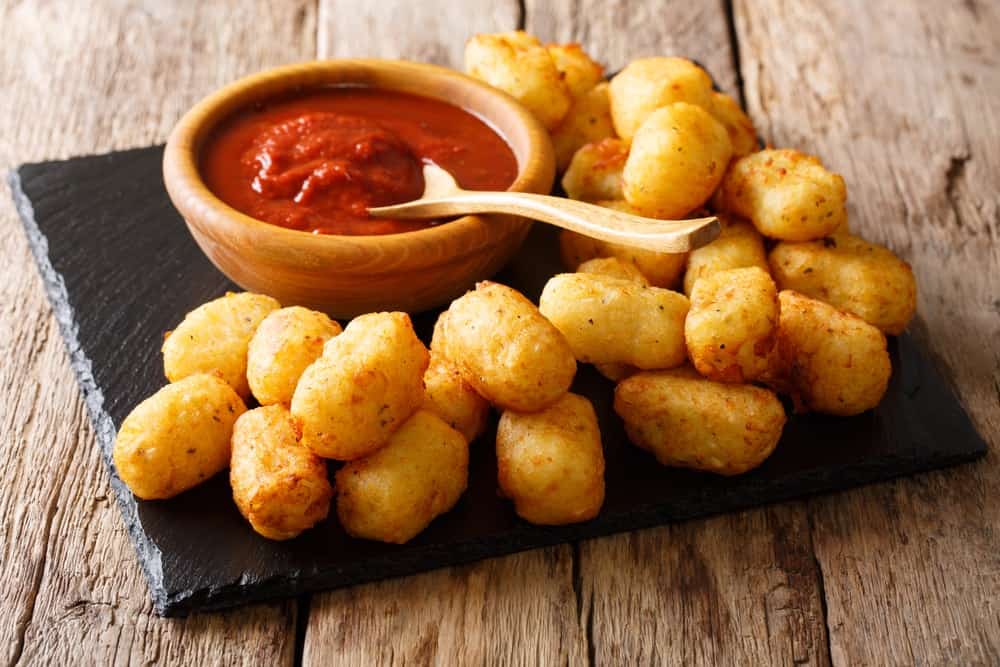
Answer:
9 145 989 617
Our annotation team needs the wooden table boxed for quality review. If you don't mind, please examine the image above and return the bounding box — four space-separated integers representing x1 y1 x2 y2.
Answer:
1 1 997 664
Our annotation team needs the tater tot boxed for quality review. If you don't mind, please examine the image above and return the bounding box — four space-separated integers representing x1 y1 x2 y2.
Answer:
335 410 468 544
230 405 332 540
561 138 627 201
162 292 280 397
422 351 490 442
594 362 637 381
768 234 917 335
114 374 246 500
291 312 428 460
496 392 604 525
685 267 778 383
434 282 576 412
465 31 572 130
709 91 758 157
539 273 689 370
608 56 715 142
770 290 891 415
830 218 851 236
429 308 449 352
574 257 647 380
551 82 616 171
623 103 732 219
683 217 768 295
246 306 342 406
714 149 847 241
559 208 687 289
614 367 786 476
576 256 650 285
547 43 604 99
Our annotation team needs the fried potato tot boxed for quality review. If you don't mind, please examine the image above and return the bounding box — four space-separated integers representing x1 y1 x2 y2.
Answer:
614 367 785 475
561 138 627 201
768 234 917 335
623 103 732 219
247 306 342 406
594 362 637 381
576 256 650 285
559 205 687 288
539 273 689 370
683 218 768 295
608 56 715 142
162 292 280 397
715 149 847 241
434 282 576 412
291 312 428 460
685 267 778 383
335 410 468 544
552 82 616 171
496 392 604 525
422 351 490 442
114 374 246 500
230 405 332 540
830 218 852 236
547 43 604 99
771 290 891 415
574 257 647 380
709 91 758 157
465 31 572 130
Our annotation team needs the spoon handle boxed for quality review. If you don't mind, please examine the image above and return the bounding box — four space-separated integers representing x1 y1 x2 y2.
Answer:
369 192 720 253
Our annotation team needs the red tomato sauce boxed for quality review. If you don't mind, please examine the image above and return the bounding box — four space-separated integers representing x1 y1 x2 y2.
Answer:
200 87 518 235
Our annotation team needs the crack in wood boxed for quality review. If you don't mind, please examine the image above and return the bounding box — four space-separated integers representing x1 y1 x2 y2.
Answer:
723 0 747 108
945 151 972 230
571 542 595 667
293 593 311 667
9 472 66 667
805 510 834 667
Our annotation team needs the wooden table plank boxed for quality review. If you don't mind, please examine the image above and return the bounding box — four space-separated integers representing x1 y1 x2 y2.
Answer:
0 1 316 664
304 550 586 666
735 1 1000 664
524 2 830 664
578 509 829 665
317 0 521 66
3 1 996 665
524 0 739 94
305 4 591 666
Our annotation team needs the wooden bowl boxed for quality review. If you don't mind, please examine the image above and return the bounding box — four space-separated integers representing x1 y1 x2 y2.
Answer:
163 60 555 318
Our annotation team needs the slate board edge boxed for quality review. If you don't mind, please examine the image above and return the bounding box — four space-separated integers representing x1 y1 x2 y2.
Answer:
8 153 990 618
161 442 984 616
8 168 171 615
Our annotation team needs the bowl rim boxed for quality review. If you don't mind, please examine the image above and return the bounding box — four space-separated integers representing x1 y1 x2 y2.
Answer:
162 58 555 257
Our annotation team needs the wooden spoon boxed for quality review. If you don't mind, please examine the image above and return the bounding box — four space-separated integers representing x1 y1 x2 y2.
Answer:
369 163 720 253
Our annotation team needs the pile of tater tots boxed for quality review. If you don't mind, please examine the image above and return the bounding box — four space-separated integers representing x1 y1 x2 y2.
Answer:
113 31 917 545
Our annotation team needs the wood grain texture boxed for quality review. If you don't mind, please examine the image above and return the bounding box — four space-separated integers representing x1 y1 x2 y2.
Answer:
529 2 831 665
305 4 589 664
317 0 521 67
735 0 1000 664
0 1 315 663
524 0 740 96
581 509 828 665
304 549 586 666
3 0 999 664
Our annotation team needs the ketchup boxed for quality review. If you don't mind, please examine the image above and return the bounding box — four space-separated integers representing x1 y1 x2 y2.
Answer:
200 87 518 235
